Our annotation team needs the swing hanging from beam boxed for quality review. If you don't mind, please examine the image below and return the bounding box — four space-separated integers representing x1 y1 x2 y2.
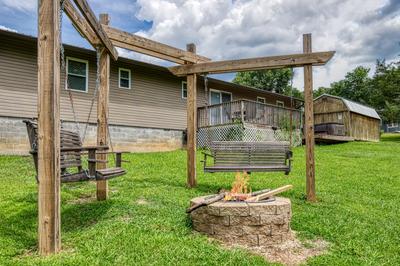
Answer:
202 68 296 174
25 1 127 184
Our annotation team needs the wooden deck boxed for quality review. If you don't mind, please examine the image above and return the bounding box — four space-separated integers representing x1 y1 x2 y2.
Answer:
197 99 302 129
313 133 354 143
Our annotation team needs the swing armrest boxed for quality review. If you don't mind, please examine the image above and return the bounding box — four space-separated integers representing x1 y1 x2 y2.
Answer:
201 151 214 158
201 151 213 169
61 145 109 152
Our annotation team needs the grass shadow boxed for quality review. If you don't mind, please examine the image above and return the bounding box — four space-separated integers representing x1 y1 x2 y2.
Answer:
62 199 113 232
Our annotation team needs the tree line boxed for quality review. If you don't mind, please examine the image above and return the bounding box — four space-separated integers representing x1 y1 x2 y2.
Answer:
233 60 400 123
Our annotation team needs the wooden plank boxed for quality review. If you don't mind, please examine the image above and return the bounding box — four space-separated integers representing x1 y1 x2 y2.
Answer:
72 0 118 60
303 34 316 202
314 133 354 143
169 51 335 76
186 43 197 188
103 25 210 64
246 185 293 202
37 0 61 255
63 0 100 47
110 40 186 65
96 14 110 200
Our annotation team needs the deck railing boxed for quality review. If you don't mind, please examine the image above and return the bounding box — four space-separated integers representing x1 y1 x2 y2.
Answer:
197 99 302 129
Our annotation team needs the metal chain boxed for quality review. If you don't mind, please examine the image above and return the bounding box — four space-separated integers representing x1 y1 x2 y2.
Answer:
81 46 101 143
59 0 81 135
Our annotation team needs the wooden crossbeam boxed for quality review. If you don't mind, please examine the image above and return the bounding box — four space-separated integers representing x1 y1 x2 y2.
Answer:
168 51 335 76
103 25 211 64
63 0 100 47
72 0 118 60
111 39 186 65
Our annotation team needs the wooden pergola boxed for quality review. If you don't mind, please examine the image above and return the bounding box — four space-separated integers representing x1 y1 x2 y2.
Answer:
37 0 334 255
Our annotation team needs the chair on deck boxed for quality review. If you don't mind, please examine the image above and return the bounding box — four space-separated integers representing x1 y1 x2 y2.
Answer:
24 120 127 183
202 141 292 174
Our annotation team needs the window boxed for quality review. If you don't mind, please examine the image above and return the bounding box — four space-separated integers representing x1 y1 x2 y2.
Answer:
338 113 343 122
257 97 266 104
119 68 131 89
209 89 232 104
66 57 88 92
276 100 284 107
181 81 187 99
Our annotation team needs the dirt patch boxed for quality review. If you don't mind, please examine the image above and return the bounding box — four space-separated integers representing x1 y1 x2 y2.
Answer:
222 231 329 266
136 198 149 205
67 194 96 204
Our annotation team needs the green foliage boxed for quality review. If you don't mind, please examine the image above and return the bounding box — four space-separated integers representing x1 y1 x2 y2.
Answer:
1 137 400 265
233 68 293 94
314 61 400 123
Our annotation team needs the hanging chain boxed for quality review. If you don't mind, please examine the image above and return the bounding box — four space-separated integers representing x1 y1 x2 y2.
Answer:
59 0 81 135
81 46 101 143
204 73 208 105
290 68 294 107
59 0 65 70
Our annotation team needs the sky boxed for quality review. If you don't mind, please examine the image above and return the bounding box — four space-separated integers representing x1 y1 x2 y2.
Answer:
0 0 399 90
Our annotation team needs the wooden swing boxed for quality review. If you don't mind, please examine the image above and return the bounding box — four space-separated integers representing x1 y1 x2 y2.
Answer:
25 9 127 184
24 120 126 183
202 69 295 175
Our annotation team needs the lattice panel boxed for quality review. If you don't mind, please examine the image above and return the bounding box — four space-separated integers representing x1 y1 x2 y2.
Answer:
197 123 302 149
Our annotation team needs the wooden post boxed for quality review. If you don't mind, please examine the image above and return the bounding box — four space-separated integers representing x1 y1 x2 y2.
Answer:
37 0 61 255
303 34 316 201
96 13 110 200
186 43 197 188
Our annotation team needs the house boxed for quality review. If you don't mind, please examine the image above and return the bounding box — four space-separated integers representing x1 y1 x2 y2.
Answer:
0 29 302 154
313 94 381 141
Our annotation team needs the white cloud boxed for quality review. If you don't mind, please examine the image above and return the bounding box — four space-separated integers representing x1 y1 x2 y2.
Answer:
0 0 36 12
0 25 18 32
134 0 399 90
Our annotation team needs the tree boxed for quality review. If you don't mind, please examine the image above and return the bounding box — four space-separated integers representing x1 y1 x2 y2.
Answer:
330 66 372 105
370 60 400 122
314 86 330 99
233 68 293 94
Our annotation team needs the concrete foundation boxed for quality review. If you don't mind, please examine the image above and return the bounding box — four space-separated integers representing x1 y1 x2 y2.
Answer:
0 116 184 155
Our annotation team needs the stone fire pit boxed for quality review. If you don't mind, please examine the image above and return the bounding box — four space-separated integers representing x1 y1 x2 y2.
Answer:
190 196 292 247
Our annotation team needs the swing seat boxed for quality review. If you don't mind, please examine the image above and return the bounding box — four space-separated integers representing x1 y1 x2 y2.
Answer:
202 141 292 174
24 120 127 183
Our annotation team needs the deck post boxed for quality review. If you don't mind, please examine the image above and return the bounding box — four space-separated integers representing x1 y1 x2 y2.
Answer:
303 34 316 201
96 13 110 200
186 43 197 188
37 0 61 255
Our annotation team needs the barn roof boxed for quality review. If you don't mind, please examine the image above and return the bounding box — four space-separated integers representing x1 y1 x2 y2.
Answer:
315 94 381 120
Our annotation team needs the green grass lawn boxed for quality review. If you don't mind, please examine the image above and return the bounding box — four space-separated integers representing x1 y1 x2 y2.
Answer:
0 134 399 265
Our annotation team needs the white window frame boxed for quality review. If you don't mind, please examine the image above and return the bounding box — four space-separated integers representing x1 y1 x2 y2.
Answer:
181 81 187 99
257 97 266 104
209 89 232 104
276 100 285 107
118 67 131 89
66 57 89 93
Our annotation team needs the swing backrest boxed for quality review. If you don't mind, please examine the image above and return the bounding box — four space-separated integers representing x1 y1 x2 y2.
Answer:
211 141 290 167
24 120 83 173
